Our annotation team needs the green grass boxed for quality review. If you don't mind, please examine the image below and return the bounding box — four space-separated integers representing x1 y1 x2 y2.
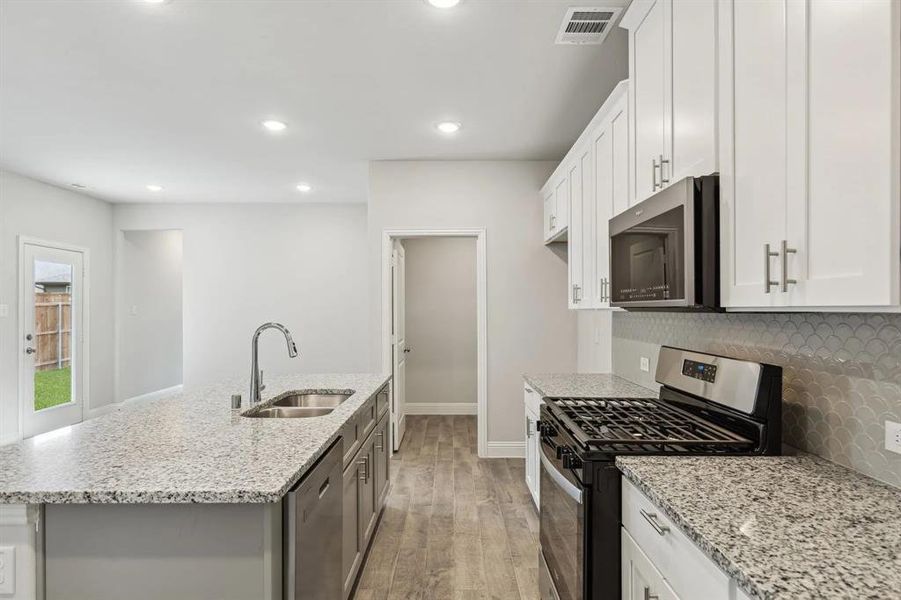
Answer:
34 366 72 411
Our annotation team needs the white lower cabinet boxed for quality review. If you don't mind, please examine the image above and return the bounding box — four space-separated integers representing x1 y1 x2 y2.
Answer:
622 530 680 600
622 479 751 600
523 384 541 508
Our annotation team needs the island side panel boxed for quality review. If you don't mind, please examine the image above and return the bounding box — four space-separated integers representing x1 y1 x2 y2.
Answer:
44 502 282 600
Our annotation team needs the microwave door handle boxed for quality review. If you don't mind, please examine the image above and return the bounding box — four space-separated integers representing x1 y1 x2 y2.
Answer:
539 447 583 504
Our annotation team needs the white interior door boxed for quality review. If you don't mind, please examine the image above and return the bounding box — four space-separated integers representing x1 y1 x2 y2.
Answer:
391 240 407 451
20 241 86 438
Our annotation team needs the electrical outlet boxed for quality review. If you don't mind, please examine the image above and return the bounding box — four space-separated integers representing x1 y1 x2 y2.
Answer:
0 304 8 318
130 304 139 316
886 420 901 455
0 546 14 594
640 357 650 372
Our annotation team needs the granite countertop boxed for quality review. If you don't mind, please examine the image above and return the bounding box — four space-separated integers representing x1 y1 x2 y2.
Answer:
617 453 901 600
523 372 658 399
0 373 390 504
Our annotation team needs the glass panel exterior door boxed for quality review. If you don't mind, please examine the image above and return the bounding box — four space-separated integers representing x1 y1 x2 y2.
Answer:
22 242 85 438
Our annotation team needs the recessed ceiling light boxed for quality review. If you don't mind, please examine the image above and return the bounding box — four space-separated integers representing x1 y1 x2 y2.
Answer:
436 121 462 134
296 183 312 193
261 120 288 132
146 184 163 192
428 0 460 7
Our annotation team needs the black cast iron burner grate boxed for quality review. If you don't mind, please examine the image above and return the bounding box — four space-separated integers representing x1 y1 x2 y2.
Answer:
546 397 755 454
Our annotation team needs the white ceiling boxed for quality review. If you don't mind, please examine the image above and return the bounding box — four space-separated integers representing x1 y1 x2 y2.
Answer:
0 0 628 204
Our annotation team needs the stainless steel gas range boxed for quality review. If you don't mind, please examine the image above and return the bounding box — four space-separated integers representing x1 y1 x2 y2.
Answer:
537 346 783 600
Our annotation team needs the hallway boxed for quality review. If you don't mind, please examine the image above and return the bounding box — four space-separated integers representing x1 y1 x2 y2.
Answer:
354 415 540 600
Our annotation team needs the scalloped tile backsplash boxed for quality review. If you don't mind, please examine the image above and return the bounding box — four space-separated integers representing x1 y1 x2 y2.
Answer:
612 312 901 488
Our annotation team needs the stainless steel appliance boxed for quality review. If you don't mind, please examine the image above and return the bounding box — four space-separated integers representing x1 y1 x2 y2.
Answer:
284 439 343 600
609 175 719 310
538 346 782 600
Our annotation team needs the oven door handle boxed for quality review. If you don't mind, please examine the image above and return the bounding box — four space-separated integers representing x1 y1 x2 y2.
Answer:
539 447 583 504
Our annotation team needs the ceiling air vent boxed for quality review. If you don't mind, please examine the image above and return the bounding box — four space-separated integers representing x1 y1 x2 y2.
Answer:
555 7 622 45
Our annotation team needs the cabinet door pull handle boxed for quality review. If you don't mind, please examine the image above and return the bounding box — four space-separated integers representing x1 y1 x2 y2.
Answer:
643 586 659 600
375 432 384 451
781 240 797 292
652 158 660 190
764 244 780 293
639 508 670 536
357 457 369 482
659 155 670 185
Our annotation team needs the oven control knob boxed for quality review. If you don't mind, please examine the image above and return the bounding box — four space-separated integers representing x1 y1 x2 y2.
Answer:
562 453 583 470
556 445 570 460
539 421 556 438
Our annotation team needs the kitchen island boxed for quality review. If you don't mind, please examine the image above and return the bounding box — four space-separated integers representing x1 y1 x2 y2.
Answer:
0 373 391 600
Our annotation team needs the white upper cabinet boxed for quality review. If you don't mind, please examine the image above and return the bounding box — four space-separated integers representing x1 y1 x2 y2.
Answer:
670 0 717 181
568 154 586 307
630 0 668 204
720 0 901 309
542 81 630 310
593 89 630 308
542 172 569 244
569 145 595 308
622 0 718 206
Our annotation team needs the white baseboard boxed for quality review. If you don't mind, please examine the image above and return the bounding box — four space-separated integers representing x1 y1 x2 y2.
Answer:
85 403 120 419
484 441 526 458
121 384 184 406
405 402 477 415
0 432 21 447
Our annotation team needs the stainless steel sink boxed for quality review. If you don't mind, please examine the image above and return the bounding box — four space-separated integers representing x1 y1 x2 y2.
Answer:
246 406 335 419
273 392 352 409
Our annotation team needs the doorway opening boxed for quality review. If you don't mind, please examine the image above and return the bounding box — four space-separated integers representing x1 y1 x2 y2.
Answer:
381 229 487 457
19 237 88 438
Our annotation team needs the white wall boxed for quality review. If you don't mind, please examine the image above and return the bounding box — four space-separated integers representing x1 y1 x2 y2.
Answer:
0 170 115 443
368 161 577 444
118 230 183 400
576 310 613 373
114 203 369 389
403 237 477 410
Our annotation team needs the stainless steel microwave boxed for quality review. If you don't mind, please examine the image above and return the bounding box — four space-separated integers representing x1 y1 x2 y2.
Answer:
608 175 720 310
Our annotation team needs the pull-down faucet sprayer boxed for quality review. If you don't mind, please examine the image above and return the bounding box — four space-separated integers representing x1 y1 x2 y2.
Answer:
250 322 298 406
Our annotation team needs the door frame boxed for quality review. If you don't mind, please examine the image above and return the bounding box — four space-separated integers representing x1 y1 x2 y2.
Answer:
17 236 91 440
380 228 488 458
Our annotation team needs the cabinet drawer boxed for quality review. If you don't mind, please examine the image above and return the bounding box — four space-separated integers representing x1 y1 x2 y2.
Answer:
341 418 360 468
376 385 389 419
622 479 729 599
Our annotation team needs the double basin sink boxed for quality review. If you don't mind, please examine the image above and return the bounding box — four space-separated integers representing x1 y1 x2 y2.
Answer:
245 392 353 419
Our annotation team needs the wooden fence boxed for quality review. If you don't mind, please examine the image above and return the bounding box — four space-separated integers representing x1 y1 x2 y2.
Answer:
34 292 71 372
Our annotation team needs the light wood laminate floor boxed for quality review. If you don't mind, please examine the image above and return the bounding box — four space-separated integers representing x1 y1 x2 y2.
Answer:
354 415 540 600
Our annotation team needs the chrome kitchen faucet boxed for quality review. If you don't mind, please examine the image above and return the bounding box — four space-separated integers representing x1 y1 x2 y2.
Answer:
250 322 298 406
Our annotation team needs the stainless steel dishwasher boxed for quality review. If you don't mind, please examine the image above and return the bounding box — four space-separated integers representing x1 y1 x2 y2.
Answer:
284 439 343 600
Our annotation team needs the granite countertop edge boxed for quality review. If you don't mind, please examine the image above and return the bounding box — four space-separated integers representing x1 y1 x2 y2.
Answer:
522 372 658 399
0 373 391 505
